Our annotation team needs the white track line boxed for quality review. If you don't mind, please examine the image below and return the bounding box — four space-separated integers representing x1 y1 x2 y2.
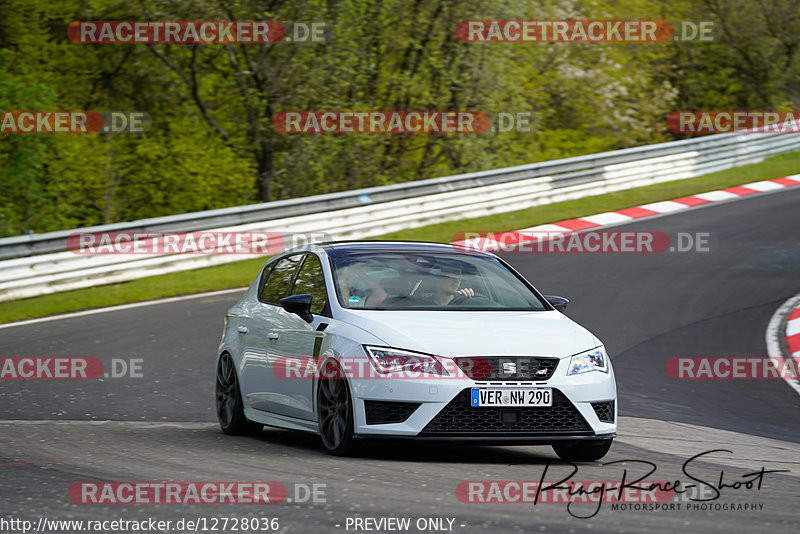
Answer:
0 287 247 330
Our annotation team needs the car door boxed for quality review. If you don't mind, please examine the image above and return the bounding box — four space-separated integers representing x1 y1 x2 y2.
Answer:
259 253 330 421
239 253 304 412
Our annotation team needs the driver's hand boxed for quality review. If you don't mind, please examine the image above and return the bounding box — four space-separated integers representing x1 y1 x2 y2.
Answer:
455 288 474 298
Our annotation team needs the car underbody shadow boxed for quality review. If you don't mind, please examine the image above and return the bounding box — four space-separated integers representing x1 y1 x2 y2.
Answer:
248 427 559 464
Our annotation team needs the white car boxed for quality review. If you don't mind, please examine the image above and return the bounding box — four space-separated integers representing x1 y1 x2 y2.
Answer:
216 242 617 461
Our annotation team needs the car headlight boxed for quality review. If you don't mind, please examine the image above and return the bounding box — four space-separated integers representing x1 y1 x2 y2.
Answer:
566 346 609 376
364 346 449 376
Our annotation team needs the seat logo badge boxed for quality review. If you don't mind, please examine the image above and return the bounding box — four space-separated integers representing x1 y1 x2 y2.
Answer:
502 362 517 375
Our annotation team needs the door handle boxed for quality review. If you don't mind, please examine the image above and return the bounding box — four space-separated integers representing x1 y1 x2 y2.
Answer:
267 332 280 340
237 325 248 334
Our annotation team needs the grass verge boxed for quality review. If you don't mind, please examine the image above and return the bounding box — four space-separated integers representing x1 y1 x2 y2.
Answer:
2 150 798 324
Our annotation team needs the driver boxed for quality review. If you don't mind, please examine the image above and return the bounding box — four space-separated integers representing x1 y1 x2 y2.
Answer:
430 263 473 305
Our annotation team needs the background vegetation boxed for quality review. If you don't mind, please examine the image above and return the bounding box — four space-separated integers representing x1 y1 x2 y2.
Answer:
1 0 798 237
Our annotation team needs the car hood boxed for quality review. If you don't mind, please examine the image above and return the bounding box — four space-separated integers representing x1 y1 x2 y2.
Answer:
339 309 599 359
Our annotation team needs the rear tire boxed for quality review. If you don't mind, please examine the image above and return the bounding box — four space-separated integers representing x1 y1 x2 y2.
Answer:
216 353 263 436
317 360 357 456
552 439 612 462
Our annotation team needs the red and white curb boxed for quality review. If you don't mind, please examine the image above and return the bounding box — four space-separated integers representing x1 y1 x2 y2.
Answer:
452 175 800 249
766 293 800 397
785 306 800 359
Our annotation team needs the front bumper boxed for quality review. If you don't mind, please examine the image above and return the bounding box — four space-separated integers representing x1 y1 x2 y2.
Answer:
349 358 617 440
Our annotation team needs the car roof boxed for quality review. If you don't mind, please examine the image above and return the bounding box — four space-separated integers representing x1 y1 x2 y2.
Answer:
319 241 491 258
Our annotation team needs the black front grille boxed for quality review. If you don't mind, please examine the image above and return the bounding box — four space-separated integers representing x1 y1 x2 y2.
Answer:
591 401 615 423
364 400 421 425
453 356 559 381
420 389 590 436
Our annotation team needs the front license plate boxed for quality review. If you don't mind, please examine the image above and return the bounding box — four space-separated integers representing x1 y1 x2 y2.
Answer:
470 388 552 407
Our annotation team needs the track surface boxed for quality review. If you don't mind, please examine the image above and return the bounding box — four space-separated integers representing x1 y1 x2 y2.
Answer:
1 187 799 533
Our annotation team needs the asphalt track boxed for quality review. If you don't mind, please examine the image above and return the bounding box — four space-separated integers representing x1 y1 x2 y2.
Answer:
1 186 799 533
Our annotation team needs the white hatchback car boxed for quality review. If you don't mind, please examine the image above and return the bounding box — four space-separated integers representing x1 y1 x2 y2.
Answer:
216 242 617 461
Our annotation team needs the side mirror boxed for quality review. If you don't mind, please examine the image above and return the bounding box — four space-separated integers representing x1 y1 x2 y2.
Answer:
545 295 569 313
280 294 314 323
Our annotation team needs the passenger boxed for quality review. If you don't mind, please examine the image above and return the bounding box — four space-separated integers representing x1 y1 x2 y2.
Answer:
339 264 387 307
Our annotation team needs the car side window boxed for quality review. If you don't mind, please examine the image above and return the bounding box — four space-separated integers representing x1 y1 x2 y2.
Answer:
259 254 303 304
292 254 328 314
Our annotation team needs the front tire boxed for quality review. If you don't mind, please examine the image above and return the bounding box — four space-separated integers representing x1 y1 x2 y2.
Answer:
317 360 357 456
552 439 612 462
216 353 263 435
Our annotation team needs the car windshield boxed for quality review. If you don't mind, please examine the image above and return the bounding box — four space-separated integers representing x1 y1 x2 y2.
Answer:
330 252 548 310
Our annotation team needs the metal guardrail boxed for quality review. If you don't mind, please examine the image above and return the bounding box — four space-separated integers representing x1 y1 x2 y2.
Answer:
1 129 799 302
2 130 797 260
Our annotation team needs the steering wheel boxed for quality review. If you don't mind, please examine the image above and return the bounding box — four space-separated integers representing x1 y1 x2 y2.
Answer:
449 293 472 305
449 293 497 306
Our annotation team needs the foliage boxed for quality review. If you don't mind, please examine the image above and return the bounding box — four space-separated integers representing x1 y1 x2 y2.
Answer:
0 0 797 236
